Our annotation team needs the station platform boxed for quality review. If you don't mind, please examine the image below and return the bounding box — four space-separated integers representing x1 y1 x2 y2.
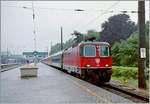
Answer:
1 63 133 104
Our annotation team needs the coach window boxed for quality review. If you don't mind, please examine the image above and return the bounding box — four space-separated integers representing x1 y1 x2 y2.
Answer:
100 46 109 56
84 45 96 56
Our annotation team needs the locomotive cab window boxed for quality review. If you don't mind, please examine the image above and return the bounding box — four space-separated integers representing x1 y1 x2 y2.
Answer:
99 46 109 56
80 45 84 56
83 45 96 56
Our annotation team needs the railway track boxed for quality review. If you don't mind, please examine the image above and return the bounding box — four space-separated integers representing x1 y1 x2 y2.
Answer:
83 76 149 103
46 64 149 103
97 82 149 103
1 64 25 72
82 76 149 103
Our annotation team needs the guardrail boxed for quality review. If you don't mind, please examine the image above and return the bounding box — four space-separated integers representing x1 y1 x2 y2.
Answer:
0 63 26 72
1 63 19 69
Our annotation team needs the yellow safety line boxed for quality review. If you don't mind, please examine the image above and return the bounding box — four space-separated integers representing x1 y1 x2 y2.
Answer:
68 77 112 104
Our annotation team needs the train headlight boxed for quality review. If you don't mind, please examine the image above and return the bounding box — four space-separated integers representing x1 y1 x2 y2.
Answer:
105 64 109 67
86 64 91 67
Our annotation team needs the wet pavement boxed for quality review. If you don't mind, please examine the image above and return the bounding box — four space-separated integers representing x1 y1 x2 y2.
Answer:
1 63 134 104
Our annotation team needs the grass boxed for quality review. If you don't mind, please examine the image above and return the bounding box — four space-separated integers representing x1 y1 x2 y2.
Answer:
111 66 149 90
111 76 149 90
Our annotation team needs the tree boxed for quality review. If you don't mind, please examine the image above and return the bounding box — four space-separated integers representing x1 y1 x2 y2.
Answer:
112 33 138 67
72 31 84 45
87 29 97 34
111 20 149 67
100 14 137 44
86 30 100 41
63 38 74 49
51 43 63 54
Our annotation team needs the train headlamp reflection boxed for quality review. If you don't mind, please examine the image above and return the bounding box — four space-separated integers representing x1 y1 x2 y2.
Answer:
86 64 91 67
105 64 109 67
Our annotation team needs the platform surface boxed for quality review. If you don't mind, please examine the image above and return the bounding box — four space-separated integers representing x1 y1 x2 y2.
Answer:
1 63 133 104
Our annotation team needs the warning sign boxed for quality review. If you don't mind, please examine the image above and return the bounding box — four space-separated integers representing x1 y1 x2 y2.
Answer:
140 48 146 58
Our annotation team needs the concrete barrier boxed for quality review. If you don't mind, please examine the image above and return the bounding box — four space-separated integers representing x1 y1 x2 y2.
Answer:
20 64 38 77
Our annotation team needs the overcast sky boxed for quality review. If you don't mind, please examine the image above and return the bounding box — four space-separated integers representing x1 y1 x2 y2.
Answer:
1 1 149 54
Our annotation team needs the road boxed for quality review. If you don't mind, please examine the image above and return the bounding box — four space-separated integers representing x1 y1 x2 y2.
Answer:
1 63 134 104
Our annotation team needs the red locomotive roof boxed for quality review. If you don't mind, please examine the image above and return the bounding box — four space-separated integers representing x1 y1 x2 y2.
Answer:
78 42 110 46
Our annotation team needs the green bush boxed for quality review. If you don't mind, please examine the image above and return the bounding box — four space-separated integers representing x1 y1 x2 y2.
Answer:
112 34 138 67
112 66 138 79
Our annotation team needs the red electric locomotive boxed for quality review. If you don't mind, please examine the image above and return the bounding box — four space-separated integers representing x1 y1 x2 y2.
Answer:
43 41 112 82
63 41 112 82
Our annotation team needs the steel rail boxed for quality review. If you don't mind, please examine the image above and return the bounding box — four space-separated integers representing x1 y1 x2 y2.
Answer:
100 83 149 103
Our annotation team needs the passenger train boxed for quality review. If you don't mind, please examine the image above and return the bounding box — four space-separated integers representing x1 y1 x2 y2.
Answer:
43 41 112 82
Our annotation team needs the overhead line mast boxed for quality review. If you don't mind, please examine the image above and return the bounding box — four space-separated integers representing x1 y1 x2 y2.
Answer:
32 1 37 65
32 1 36 52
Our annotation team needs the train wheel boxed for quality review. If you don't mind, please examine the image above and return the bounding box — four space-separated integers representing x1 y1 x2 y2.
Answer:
98 71 111 82
81 75 86 79
92 73 100 84
106 74 111 82
102 72 111 82
80 70 86 79
76 74 80 78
